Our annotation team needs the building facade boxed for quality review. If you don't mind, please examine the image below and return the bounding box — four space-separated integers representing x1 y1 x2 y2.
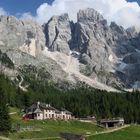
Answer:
23 102 73 120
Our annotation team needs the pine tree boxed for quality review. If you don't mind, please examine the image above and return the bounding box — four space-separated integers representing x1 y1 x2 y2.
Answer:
0 87 11 132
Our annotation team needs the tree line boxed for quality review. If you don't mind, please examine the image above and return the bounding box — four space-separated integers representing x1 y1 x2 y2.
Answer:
1 73 140 133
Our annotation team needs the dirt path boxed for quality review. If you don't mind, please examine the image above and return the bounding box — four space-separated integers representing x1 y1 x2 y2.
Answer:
22 137 61 140
0 136 10 140
18 76 27 92
86 125 130 137
9 112 17 115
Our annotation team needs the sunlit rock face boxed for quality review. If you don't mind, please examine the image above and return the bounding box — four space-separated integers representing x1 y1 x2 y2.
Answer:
44 13 72 54
0 16 45 57
0 16 67 85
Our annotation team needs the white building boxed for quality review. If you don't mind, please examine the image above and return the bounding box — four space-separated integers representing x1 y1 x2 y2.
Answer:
23 102 73 120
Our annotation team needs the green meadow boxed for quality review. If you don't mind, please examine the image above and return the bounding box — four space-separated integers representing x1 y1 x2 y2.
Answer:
87 125 140 140
8 107 103 140
0 107 139 140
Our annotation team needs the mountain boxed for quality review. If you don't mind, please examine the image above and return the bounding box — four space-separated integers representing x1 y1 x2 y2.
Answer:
0 8 140 91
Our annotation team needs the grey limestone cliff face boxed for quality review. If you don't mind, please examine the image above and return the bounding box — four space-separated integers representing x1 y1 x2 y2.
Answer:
1 8 140 90
44 13 72 54
115 32 140 88
73 9 119 86
43 8 140 88
77 8 104 23
72 8 140 88
0 16 68 84
0 16 45 57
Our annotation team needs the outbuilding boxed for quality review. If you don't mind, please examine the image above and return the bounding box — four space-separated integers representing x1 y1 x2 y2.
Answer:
98 118 124 128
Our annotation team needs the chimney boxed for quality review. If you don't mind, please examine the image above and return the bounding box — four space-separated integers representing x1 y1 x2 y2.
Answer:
37 101 40 108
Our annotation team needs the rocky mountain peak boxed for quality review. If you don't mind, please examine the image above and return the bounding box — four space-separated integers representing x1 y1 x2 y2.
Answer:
44 13 72 54
1 8 140 90
50 13 69 22
77 8 104 23
110 22 126 35
126 26 138 37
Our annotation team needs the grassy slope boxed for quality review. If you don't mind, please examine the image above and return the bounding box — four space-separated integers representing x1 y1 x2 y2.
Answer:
87 125 140 140
8 107 103 140
9 120 103 139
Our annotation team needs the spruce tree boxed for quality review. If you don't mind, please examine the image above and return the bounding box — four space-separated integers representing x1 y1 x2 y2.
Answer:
0 87 11 132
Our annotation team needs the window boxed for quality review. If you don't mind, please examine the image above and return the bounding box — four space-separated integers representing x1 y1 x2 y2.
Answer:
63 115 65 119
38 114 40 117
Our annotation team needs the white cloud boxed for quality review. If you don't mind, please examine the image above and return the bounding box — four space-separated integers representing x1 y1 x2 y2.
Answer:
0 7 7 15
35 0 140 29
19 12 35 21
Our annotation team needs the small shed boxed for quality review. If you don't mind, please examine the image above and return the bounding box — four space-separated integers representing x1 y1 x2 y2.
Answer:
98 118 124 128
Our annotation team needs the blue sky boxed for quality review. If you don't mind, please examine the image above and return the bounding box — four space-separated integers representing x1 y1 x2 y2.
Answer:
128 0 140 3
0 0 139 16
0 0 54 15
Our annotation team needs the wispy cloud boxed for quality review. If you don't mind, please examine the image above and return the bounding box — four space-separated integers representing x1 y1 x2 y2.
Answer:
0 7 7 15
19 12 35 21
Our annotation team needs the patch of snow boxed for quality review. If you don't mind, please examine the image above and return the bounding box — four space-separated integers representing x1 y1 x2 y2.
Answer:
17 76 28 92
124 81 140 92
117 62 127 72
135 49 140 53
109 69 116 73
70 51 80 58
0 40 5 46
16 33 21 36
118 58 123 61
132 81 140 89
108 55 114 62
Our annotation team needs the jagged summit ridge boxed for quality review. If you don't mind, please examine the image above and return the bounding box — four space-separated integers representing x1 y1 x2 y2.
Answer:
43 8 140 89
49 13 69 22
77 8 104 23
